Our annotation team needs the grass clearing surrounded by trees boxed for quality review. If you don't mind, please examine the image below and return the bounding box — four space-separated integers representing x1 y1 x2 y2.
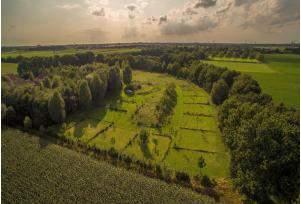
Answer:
51 70 230 178
2 128 216 204
204 54 300 108
1 62 18 74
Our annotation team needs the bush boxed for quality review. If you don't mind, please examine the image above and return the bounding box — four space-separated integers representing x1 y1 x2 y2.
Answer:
211 79 229 105
201 175 215 188
230 74 261 96
23 116 32 129
48 91 66 123
175 172 191 185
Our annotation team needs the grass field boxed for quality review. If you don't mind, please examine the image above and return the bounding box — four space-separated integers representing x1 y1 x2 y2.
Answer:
204 54 300 108
2 128 216 204
208 57 259 63
52 70 230 178
2 48 141 58
1 63 18 74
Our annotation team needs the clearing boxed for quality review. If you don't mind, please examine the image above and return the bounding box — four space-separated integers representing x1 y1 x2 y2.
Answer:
204 54 300 108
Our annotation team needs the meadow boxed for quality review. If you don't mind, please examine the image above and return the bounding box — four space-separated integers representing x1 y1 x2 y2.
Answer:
2 128 216 204
2 47 141 58
51 70 230 178
204 54 300 108
1 62 18 74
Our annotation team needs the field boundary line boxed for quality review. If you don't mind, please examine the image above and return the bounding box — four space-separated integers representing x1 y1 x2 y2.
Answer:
180 127 216 133
121 133 139 152
86 122 114 143
183 112 213 117
173 146 217 154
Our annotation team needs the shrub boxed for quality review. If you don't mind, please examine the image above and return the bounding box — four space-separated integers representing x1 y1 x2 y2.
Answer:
211 79 229 105
43 77 52 89
201 175 215 188
175 172 191 185
23 116 32 129
48 91 66 123
198 156 206 169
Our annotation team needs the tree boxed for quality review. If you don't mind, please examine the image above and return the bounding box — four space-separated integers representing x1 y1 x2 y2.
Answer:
201 175 214 188
52 76 61 88
48 91 66 123
123 62 132 85
6 106 16 125
79 80 92 109
23 116 32 129
43 77 52 89
1 104 7 120
256 53 264 62
211 79 229 105
230 74 261 96
89 74 106 104
108 66 122 92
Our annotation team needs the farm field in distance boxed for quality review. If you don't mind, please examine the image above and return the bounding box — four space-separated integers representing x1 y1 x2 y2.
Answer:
52 70 230 178
204 54 300 108
1 47 141 58
2 128 216 204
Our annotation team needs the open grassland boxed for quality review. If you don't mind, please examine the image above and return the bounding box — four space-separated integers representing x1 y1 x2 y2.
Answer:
2 48 141 58
2 128 216 204
1 63 18 74
208 57 259 63
204 54 300 108
52 70 230 178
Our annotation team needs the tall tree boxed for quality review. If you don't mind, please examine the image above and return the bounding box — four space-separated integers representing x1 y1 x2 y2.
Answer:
48 91 66 123
89 74 107 104
79 80 92 109
123 62 132 85
211 79 229 105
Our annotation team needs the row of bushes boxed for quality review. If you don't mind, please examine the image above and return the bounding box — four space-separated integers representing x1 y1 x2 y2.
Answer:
156 83 177 125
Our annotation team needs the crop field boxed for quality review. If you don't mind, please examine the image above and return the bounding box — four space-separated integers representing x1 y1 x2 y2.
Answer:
204 54 300 108
1 62 18 74
2 128 216 204
2 48 141 58
52 70 230 178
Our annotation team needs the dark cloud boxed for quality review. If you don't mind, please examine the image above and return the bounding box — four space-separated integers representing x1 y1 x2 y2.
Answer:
234 0 258 7
194 0 217 8
92 8 105 17
239 0 300 29
183 8 198 15
159 16 167 24
216 3 232 14
126 4 137 11
160 16 217 35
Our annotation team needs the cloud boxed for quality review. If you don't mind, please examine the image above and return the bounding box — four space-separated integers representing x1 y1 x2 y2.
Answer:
57 4 80 10
194 0 217 8
92 8 105 16
159 16 167 24
237 0 300 29
160 16 218 35
183 8 198 16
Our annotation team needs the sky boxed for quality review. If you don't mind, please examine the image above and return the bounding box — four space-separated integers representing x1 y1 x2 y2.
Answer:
1 0 300 46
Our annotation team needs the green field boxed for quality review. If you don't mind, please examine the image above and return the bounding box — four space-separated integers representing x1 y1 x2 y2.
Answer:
2 48 141 58
208 57 259 63
204 54 300 108
1 63 18 74
2 128 216 204
52 70 230 178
